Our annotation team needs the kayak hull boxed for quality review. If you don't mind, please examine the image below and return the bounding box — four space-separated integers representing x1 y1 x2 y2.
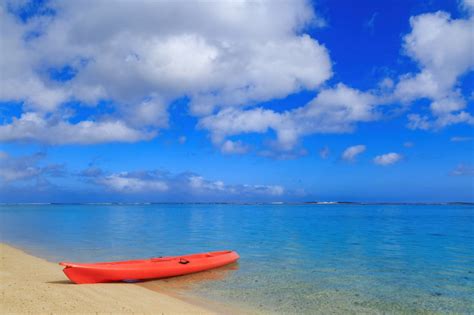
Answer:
60 250 239 284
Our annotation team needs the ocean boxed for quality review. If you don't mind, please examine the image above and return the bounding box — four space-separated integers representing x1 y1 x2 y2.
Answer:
0 203 473 313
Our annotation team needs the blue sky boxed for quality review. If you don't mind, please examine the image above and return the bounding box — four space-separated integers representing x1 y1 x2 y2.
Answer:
0 0 473 202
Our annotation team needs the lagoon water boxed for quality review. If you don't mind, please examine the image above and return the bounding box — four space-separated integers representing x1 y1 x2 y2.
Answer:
1 203 473 313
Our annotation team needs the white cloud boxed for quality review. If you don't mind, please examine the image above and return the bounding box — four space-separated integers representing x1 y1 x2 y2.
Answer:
379 77 394 90
400 12 473 98
1 0 472 152
188 34 332 115
187 175 284 196
188 175 225 192
395 8 474 129
0 153 288 198
0 0 332 145
0 152 41 181
97 174 169 193
0 6 69 112
199 84 379 152
242 184 285 196
295 83 379 129
83 169 286 197
0 151 64 182
196 5 474 152
0 112 155 144
220 140 249 155
198 3 474 147
373 153 402 166
342 145 366 161
403 141 414 148
407 114 431 130
432 111 474 128
198 107 283 145
122 97 168 128
462 0 474 12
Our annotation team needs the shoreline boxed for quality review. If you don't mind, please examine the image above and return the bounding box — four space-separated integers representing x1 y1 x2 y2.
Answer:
0 242 237 314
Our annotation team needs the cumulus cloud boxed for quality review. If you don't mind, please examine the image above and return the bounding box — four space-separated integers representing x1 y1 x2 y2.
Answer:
0 6 69 112
189 175 285 196
373 153 402 166
395 6 474 129
379 77 394 90
462 0 474 12
220 140 249 155
0 0 382 153
188 175 284 196
96 173 169 193
198 106 289 152
197 3 474 150
0 151 64 182
198 107 283 145
341 145 366 162
406 114 431 130
0 0 332 145
1 0 472 154
293 83 379 131
0 112 155 144
200 84 379 151
80 168 286 197
0 154 289 200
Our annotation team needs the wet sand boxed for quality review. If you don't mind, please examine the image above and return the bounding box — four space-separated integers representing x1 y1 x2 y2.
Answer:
0 243 216 314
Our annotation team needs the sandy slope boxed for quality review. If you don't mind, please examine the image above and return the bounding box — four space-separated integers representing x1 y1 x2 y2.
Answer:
0 243 214 314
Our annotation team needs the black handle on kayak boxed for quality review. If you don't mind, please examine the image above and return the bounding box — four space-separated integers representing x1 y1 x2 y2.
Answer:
179 258 189 264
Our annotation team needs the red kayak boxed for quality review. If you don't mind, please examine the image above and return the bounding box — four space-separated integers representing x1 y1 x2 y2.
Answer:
60 250 239 284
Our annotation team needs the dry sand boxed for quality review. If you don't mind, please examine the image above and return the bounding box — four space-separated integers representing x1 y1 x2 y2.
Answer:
0 243 215 314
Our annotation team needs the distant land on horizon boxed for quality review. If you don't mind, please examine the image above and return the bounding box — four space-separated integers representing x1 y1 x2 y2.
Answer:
1 201 473 206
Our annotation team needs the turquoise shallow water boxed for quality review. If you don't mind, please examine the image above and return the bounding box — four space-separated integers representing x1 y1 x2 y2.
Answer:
0 204 473 313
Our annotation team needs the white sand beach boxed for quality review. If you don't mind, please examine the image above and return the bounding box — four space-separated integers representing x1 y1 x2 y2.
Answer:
0 243 216 314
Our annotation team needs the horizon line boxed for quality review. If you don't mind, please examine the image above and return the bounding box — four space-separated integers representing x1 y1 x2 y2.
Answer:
1 201 473 206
